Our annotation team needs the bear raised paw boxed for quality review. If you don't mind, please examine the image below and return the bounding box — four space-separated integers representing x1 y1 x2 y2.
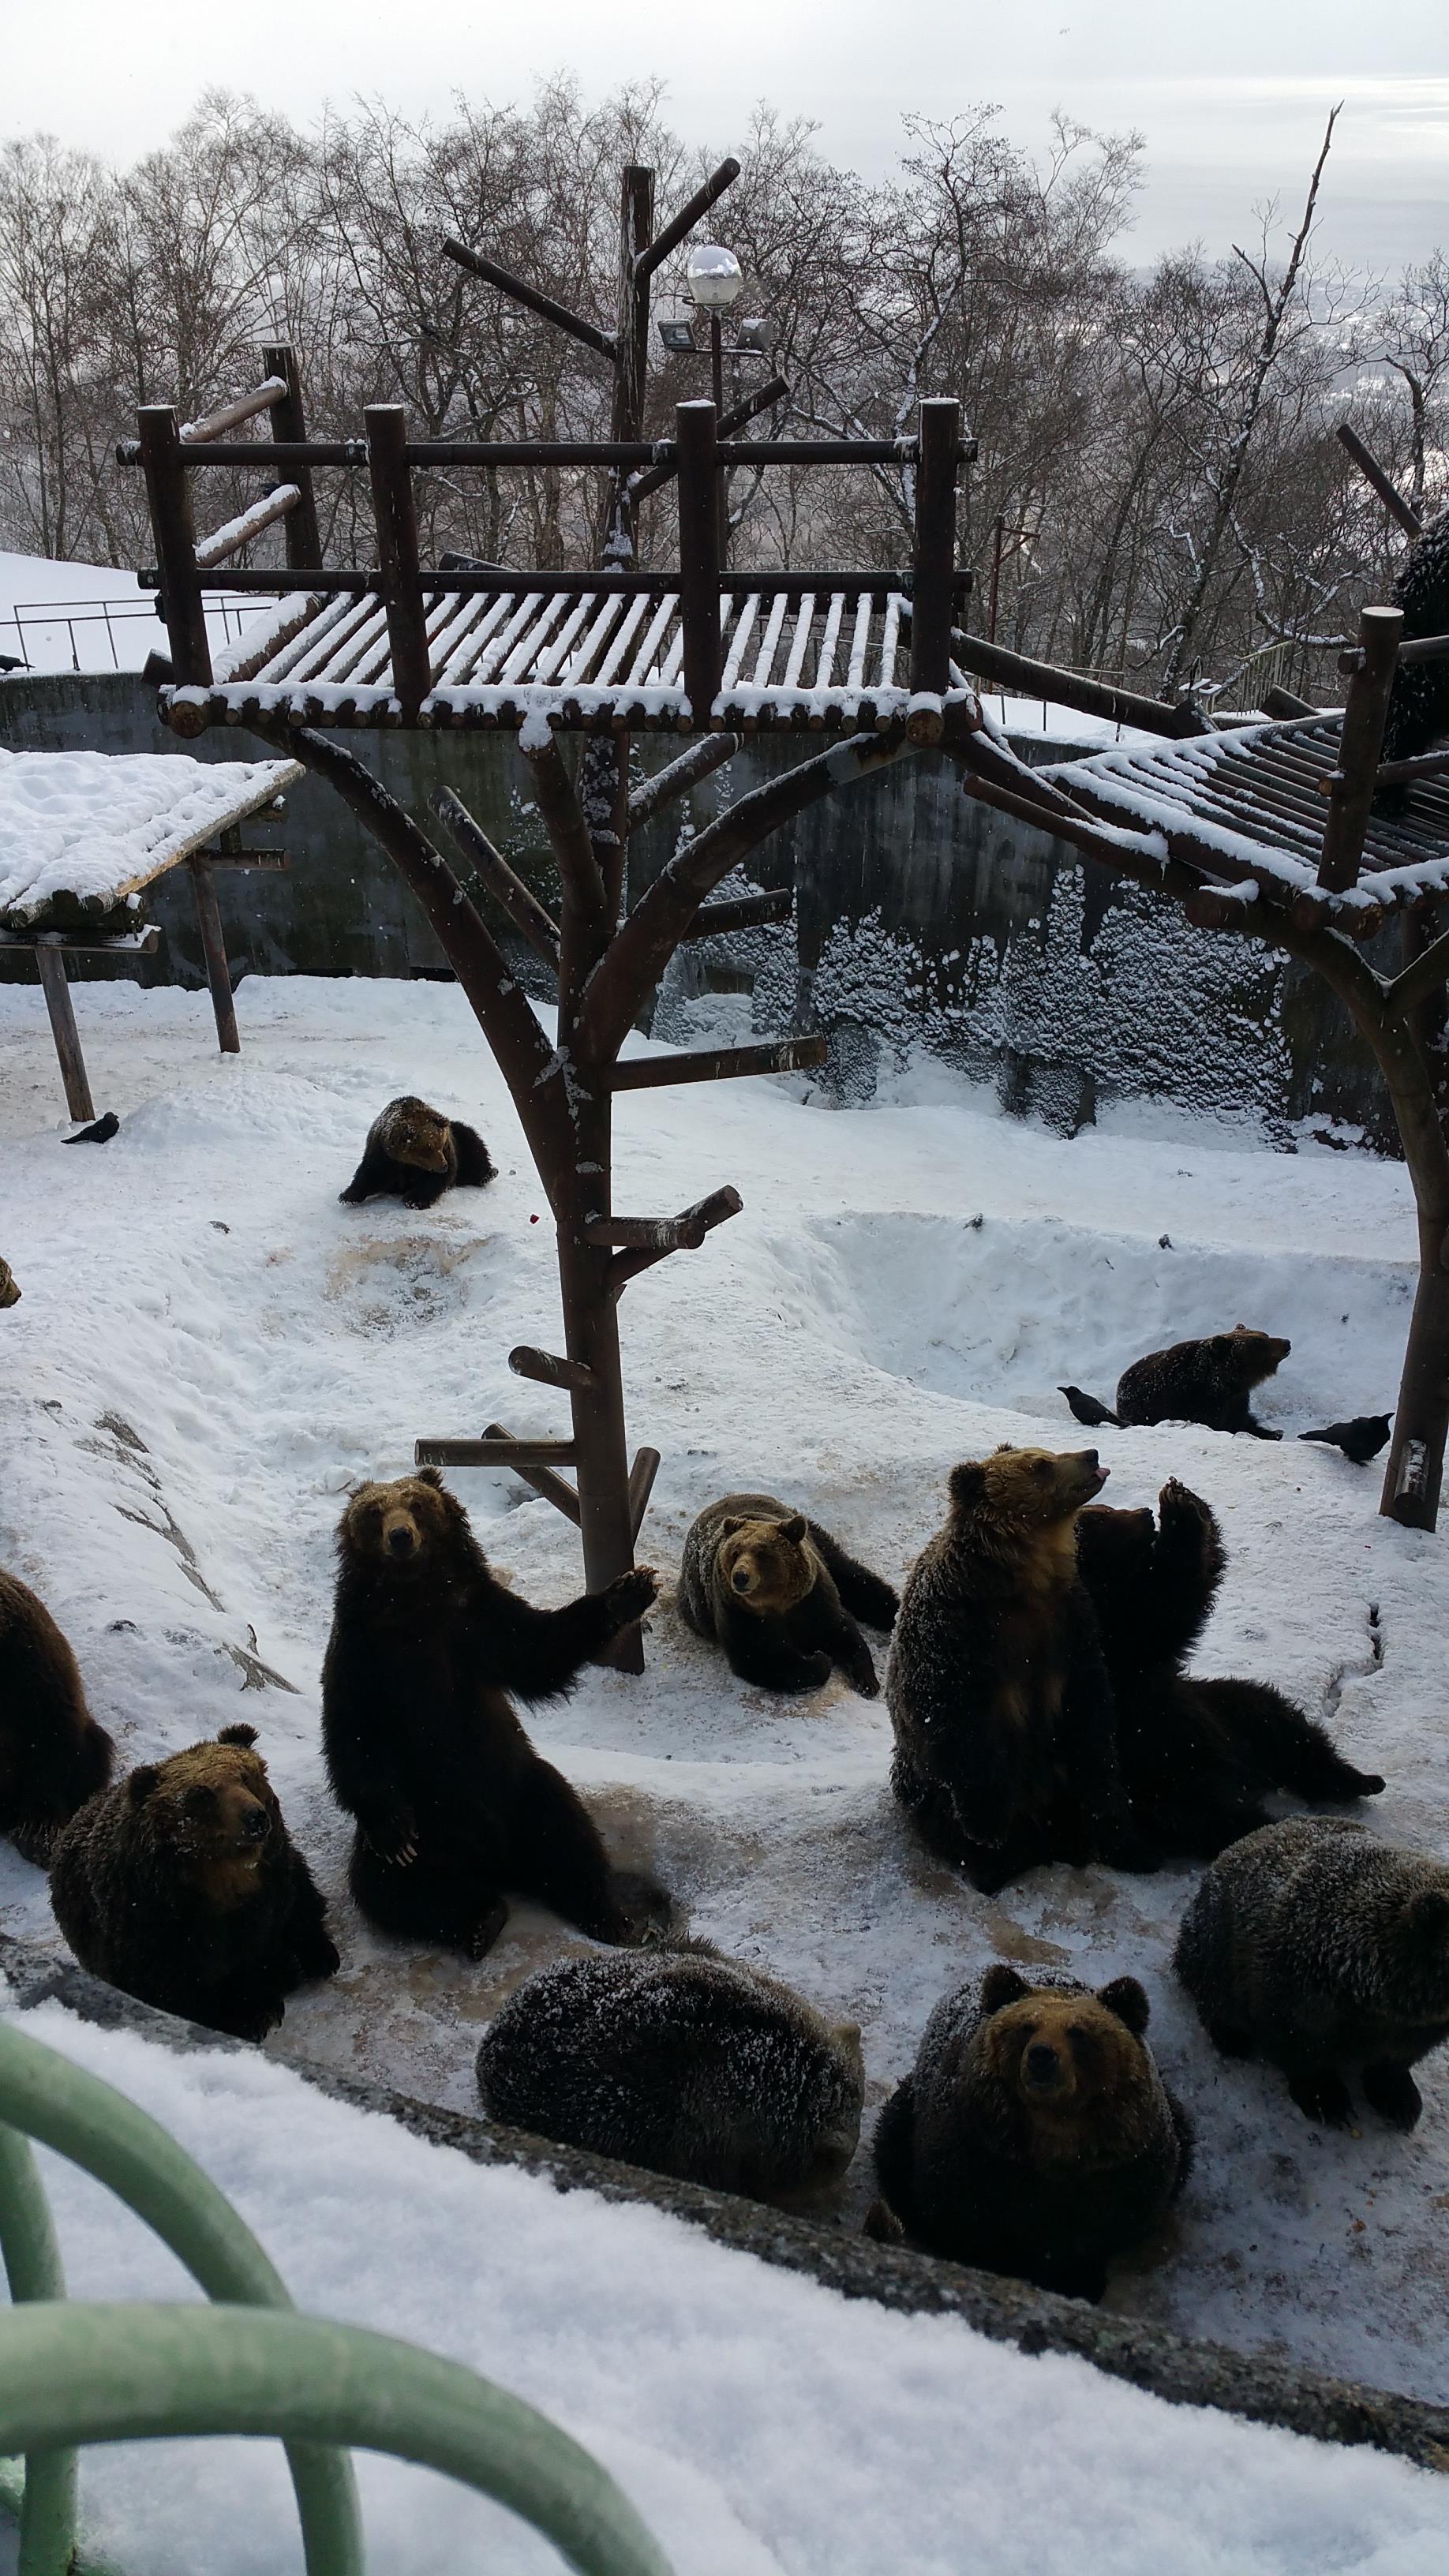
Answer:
678 1492 897 1696
339 1095 496 1211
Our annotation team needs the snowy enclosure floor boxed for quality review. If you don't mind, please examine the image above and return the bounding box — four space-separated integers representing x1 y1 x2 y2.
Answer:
1 975 1447 2421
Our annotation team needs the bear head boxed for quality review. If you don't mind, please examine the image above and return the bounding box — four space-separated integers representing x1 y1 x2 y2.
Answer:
715 1511 815 1616
383 1097 452 1173
947 1447 1108 1576
339 1467 466 1571
1221 1324 1291 1380
125 1724 283 1895
975 1963 1152 2124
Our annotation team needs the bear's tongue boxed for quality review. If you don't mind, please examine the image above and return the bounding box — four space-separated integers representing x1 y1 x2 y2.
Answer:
1090 1465 1110 1493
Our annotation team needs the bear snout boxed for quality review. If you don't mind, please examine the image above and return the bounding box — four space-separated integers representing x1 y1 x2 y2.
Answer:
239 1803 271 1844
732 1566 753 1593
384 1517 419 1559
1020 2040 1075 2102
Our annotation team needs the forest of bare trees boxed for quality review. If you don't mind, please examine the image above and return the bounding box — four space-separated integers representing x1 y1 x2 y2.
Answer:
2 81 1444 698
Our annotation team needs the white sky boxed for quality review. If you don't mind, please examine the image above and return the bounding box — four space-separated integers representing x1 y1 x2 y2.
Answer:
5 0 1447 275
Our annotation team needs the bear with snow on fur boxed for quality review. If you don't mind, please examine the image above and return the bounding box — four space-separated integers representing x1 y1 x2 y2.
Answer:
48 1724 339 2040
678 1492 897 1696
872 1964 1193 2302
1075 1477 1383 1859
339 1095 496 1211
477 1938 865 2206
0 1567 114 1866
322 1470 670 1959
886 1446 1155 1893
1175 1814 1449 2131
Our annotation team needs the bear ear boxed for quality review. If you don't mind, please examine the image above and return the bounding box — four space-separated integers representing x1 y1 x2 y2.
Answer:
218 1723 258 1751
979 1963 1031 2015
779 1515 807 1544
414 1465 445 1490
1098 1975 1151 2035
126 1765 161 1808
948 1462 987 1511
717 1515 746 1539
1407 1889 1449 1943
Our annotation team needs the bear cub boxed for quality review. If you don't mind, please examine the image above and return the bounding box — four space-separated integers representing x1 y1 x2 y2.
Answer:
0 1567 114 1865
339 1095 496 1210
887 1447 1155 1893
679 1492 897 1695
1076 1478 1383 1857
49 1724 339 2041
873 1964 1193 2302
1176 1814 1449 2131
322 1470 670 1959
477 1939 865 2207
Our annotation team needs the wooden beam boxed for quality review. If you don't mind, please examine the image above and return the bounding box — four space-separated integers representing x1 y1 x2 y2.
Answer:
33 941 95 1123
509 1346 597 1393
430 787 561 969
180 378 286 444
1382 927 1449 1023
938 618 1206 740
609 1037 825 1091
628 1446 661 1540
483 1424 581 1525
635 158 740 282
261 344 324 570
626 733 739 834
1398 632 1449 666
414 1436 580 1468
584 1187 743 1252
1319 605 1404 892
195 483 301 569
1336 424 1423 539
440 238 617 361
186 854 240 1054
0 928 159 954
909 399 960 695
1375 747 1449 789
676 402 721 721
515 732 609 929
203 848 290 870
366 406 431 717
137 406 212 685
682 889 792 938
629 379 789 502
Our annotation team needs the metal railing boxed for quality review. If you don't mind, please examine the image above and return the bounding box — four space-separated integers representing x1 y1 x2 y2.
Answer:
2 594 262 676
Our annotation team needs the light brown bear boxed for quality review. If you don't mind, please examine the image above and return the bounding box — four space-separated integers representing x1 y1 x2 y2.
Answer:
678 1492 898 1695
0 1567 114 1865
49 1724 339 2040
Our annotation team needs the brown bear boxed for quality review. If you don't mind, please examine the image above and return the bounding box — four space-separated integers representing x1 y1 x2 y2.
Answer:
0 1258 19 1309
886 1447 1155 1893
0 1567 114 1865
48 1724 339 2041
476 1939 865 2207
872 1964 1193 2301
1175 1815 1449 2131
339 1095 496 1211
1117 1325 1291 1438
1076 1479 1383 1857
321 1470 670 1959
678 1492 897 1695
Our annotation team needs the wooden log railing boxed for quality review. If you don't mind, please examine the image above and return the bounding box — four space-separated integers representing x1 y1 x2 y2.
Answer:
179 376 287 445
194 485 301 570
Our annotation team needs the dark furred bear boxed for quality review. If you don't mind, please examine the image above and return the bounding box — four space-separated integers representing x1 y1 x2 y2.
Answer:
339 1096 496 1210
322 1470 670 1958
1116 1325 1291 1438
1378 507 1449 792
1076 1478 1383 1858
886 1447 1155 1894
0 1567 114 1865
873 1965 1193 2301
477 1939 865 2206
48 1724 339 2040
1176 1815 1449 2131
678 1492 898 1695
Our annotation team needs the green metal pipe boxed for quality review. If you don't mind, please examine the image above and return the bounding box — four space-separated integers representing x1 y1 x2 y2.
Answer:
0 2123 77 2576
0 2305 674 2576
0 2022 361 2575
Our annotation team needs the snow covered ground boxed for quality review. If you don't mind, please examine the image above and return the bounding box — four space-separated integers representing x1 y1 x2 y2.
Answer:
1 973 1447 2449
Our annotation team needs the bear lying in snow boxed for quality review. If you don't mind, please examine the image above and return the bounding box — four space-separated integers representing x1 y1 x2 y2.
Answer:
49 1724 339 2040
1082 1325 1291 1437
1176 1815 1449 2132
339 1095 495 1210
0 1567 114 1866
477 1938 865 2207
886 1446 1155 1893
872 1964 1193 2302
678 1492 897 1695
322 1470 671 1959
1076 1477 1383 1858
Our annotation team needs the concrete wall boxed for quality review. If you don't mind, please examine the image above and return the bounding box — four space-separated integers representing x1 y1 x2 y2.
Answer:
1 671 1397 1149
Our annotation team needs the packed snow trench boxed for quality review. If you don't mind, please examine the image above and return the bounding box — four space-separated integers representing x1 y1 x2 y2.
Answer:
2 979 1448 2520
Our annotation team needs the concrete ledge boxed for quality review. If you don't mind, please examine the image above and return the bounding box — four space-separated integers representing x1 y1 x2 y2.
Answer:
6 1933 1447 2473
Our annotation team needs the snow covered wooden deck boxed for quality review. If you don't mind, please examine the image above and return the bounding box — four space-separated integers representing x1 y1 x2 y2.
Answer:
0 747 300 930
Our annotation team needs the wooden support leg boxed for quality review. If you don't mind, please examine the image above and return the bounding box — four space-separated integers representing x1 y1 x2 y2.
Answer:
34 942 95 1124
188 854 240 1054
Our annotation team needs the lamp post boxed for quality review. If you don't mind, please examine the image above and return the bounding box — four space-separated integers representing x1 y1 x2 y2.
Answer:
660 245 769 564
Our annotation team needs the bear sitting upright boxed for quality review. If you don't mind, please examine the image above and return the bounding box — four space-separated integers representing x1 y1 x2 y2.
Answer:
872 1964 1193 2301
339 1096 496 1211
1116 1325 1290 1438
322 1470 670 1959
678 1492 898 1696
887 1446 1156 1893
48 1723 339 2040
0 1567 114 1866
1076 1477 1383 1857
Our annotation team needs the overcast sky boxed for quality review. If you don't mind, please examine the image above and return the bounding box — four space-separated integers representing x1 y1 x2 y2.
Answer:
6 0 1447 275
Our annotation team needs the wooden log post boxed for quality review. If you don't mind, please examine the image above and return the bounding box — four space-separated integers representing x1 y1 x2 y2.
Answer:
137 406 212 686
365 406 431 720
263 344 323 571
186 855 241 1054
33 941 95 1124
600 165 656 567
908 399 960 696
1318 605 1404 892
676 403 722 726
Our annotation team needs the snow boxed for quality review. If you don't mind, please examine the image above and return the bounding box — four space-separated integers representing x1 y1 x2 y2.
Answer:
0 749 301 924
8 1998 1449 2576
975 688 1162 751
0 552 265 680
2 973 1449 2502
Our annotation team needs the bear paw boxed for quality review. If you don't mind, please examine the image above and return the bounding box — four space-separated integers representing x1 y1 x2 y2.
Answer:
1287 2066 1354 2129
365 1807 419 1868
604 1869 675 1945
603 1567 659 1631
1362 2062 1423 2130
